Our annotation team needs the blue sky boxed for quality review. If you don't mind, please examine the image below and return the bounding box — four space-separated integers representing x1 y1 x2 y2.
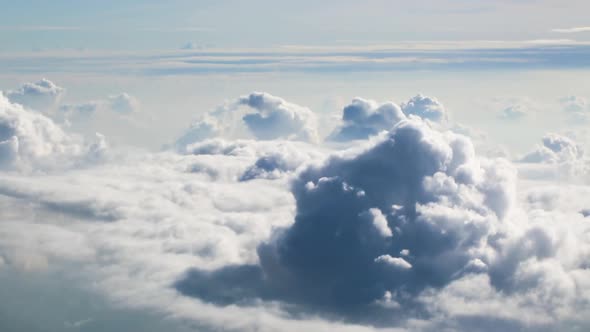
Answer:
2 0 590 51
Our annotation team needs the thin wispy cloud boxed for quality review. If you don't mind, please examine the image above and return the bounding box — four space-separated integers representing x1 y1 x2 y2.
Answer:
552 26 590 33
138 27 213 32
0 25 82 31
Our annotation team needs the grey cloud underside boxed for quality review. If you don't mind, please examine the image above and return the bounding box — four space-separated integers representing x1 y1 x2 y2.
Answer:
176 118 565 323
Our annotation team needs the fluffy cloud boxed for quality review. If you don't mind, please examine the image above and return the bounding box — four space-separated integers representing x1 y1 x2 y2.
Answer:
560 96 589 122
60 92 140 119
2 92 590 332
177 92 319 146
4 78 65 111
517 133 590 183
498 104 527 120
0 93 107 171
520 133 583 164
328 98 406 141
177 119 526 321
329 94 446 142
400 94 446 122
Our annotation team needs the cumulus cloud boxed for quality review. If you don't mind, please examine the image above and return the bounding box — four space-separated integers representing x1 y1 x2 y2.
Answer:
560 96 589 122
4 78 65 111
329 94 446 142
177 118 535 323
498 104 527 120
2 92 590 332
60 93 140 119
518 133 589 183
328 98 406 141
0 93 107 171
520 133 583 164
177 92 319 147
401 94 446 122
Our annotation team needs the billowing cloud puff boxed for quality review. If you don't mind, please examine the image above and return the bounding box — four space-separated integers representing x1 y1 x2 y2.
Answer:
239 92 319 142
498 104 527 120
177 92 319 147
520 133 583 163
2 91 590 332
401 94 446 122
0 93 106 171
177 119 529 320
518 133 589 183
328 98 406 141
560 96 589 122
329 94 446 142
5 78 65 111
60 92 140 119
182 137 325 181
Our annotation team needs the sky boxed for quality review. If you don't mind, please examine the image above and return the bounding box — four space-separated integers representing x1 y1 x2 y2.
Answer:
1 1 590 332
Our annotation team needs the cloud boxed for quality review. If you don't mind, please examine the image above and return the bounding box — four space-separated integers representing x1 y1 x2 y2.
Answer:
552 27 590 33
4 78 65 112
560 96 589 122
0 93 107 171
177 118 525 321
328 94 445 142
328 98 406 141
179 137 325 181
520 133 583 164
518 133 589 183
239 92 319 142
498 104 527 120
1 93 590 331
176 92 319 147
60 93 140 119
401 94 447 122
374 255 412 269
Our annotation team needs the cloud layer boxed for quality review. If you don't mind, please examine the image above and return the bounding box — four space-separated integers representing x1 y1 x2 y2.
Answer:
0 88 589 332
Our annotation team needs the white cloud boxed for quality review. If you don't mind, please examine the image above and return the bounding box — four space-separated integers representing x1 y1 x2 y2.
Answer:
362 208 393 238
518 133 589 183
4 78 65 112
0 93 107 171
560 96 590 123
60 92 140 118
374 255 412 269
1 93 590 332
520 133 583 164
328 94 446 142
498 104 527 120
552 27 590 33
401 94 446 122
328 98 406 141
176 92 319 147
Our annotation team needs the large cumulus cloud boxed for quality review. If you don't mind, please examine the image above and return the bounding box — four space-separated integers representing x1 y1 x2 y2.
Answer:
176 118 525 320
